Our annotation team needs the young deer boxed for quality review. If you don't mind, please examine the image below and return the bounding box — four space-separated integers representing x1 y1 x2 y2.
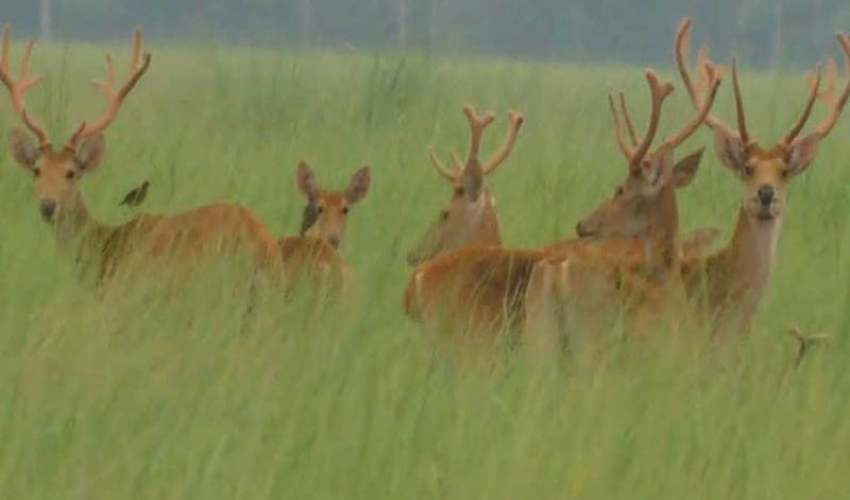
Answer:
2 26 281 283
277 161 371 294
525 68 722 342
675 18 850 337
406 104 524 265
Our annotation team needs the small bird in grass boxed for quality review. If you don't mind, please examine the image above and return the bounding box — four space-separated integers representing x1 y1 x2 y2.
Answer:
119 180 150 208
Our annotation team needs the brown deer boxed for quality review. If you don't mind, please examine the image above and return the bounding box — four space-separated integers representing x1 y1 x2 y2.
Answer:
406 71 721 339
278 161 371 294
2 26 281 283
406 104 524 265
524 67 722 344
407 103 716 269
675 18 850 337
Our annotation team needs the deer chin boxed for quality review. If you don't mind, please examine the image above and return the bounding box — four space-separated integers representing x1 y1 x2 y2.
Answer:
747 199 781 222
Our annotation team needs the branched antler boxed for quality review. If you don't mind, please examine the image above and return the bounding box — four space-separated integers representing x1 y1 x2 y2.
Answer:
676 18 747 144
67 27 151 149
482 110 524 175
608 70 674 169
789 34 850 145
0 24 50 147
428 104 524 182
662 63 722 150
678 17 850 151
610 63 720 172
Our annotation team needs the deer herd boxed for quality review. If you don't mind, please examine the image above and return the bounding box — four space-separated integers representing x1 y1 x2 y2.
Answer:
3 19 849 355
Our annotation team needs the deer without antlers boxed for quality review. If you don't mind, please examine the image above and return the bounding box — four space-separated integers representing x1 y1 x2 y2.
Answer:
277 161 371 296
674 18 850 337
2 25 281 283
525 65 722 343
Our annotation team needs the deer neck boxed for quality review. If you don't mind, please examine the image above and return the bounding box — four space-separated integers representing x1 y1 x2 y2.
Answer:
641 185 680 282
467 190 502 247
54 191 114 262
722 206 781 293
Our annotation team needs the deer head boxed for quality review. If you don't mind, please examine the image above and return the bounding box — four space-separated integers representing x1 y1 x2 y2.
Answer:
577 68 721 240
406 104 524 265
2 25 151 226
676 18 850 223
296 161 371 249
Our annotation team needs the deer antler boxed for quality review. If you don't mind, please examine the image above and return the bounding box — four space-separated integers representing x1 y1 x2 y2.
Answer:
675 18 748 145
609 70 674 169
428 148 460 181
67 27 151 149
482 110 524 175
662 62 722 150
0 24 51 148
779 64 822 147
789 34 850 146
462 104 495 162
619 93 639 147
428 104 523 182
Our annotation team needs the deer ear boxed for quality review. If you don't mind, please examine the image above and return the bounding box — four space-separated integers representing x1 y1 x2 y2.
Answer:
462 159 484 201
297 161 318 198
785 135 821 178
713 129 748 173
8 129 40 170
346 166 371 204
74 133 106 174
671 147 704 188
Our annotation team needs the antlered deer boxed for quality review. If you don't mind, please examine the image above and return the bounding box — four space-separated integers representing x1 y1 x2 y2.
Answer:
407 71 721 340
2 26 281 283
675 18 850 337
524 67 722 344
278 161 371 294
406 104 524 265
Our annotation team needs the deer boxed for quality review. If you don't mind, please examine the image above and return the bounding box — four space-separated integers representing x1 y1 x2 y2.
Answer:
405 104 524 265
2 25 282 284
524 66 722 346
277 161 371 295
674 18 850 338
406 71 721 339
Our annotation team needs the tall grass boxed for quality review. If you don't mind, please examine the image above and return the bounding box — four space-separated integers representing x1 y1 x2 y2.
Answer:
0 41 849 498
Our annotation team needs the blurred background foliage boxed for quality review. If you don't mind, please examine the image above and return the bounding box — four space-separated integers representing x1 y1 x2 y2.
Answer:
5 0 850 68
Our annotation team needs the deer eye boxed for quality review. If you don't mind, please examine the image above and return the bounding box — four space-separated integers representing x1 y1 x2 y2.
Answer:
780 169 790 179
742 165 754 177
33 168 40 178
454 187 465 197
342 206 350 215
316 206 324 214
440 210 450 222
66 170 76 180
613 186 625 197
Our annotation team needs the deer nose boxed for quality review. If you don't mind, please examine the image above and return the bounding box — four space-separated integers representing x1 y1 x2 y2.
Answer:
757 185 775 205
327 235 341 248
39 199 56 220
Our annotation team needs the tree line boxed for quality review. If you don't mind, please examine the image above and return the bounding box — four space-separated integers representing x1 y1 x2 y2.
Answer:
4 0 850 67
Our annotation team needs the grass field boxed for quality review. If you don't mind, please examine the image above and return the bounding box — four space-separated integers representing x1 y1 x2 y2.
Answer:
1 41 850 498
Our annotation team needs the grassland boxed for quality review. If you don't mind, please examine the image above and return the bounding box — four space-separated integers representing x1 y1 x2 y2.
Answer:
1 41 850 498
